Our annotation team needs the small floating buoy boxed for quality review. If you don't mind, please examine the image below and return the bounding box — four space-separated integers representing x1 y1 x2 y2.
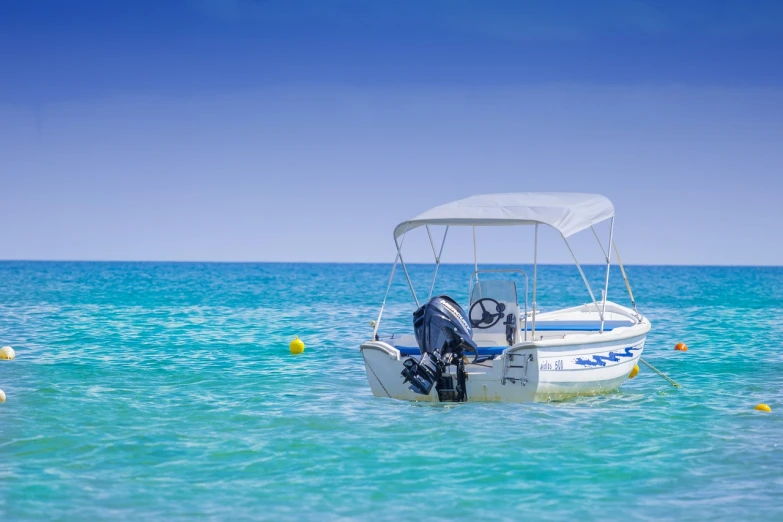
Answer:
0 389 5 403
755 404 771 412
0 346 14 360
674 343 688 352
289 336 305 354
628 364 639 379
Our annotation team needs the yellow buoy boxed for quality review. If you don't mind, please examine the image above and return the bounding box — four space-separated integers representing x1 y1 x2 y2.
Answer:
0 389 5 403
0 346 14 360
289 336 305 354
755 404 771 412
674 343 688 352
629 364 639 379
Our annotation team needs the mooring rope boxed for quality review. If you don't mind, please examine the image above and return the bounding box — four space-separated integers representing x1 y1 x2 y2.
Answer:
640 358 682 388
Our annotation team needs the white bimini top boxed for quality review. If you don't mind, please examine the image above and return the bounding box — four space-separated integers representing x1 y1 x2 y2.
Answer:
393 192 614 240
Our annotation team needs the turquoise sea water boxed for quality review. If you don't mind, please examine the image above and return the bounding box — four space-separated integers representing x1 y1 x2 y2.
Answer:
1 261 781 520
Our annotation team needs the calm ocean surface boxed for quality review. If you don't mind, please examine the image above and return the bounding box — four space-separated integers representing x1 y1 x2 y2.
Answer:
0 261 781 520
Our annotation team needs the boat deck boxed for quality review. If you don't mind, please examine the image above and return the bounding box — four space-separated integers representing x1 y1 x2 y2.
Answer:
379 302 641 356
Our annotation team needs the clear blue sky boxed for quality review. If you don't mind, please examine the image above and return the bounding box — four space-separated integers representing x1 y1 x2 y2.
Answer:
2 0 782 265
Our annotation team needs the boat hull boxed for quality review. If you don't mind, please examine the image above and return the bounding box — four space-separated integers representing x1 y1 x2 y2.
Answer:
361 330 647 403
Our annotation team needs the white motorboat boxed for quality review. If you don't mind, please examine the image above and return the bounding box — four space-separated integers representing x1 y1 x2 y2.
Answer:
360 192 651 403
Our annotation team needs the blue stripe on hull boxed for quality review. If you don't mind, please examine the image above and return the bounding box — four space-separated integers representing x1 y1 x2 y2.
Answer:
573 346 640 367
524 320 634 332
394 345 642 362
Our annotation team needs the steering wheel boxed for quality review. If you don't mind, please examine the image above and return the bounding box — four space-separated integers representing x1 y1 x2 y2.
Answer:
469 298 505 329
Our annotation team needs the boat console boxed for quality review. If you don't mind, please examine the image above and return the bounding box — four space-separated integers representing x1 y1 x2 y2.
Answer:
469 278 521 346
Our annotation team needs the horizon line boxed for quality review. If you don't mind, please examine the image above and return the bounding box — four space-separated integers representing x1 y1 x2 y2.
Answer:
0 259 781 269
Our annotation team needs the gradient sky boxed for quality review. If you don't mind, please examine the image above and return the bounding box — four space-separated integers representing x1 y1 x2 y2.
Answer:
2 0 783 265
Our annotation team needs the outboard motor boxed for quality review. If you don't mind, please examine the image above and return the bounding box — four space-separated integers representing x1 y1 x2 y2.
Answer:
400 296 478 402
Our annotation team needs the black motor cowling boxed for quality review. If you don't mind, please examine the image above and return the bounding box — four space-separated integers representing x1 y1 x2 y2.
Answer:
400 296 478 402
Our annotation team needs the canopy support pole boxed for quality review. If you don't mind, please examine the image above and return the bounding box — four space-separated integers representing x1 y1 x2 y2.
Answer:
599 218 614 333
593 225 639 320
591 225 608 261
428 226 449 299
472 226 479 279
532 224 538 340
372 251 400 340
394 233 419 308
425 225 438 259
613 241 639 317
561 234 600 317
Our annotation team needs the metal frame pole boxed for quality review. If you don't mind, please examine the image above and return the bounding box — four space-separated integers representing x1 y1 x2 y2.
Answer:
591 225 608 261
523 274 528 341
532 224 538 339
561 233 600 315
599 218 614 333
613 241 639 317
472 226 479 279
594 224 639 319
427 226 449 299
372 252 400 339
394 234 419 308
425 225 438 259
